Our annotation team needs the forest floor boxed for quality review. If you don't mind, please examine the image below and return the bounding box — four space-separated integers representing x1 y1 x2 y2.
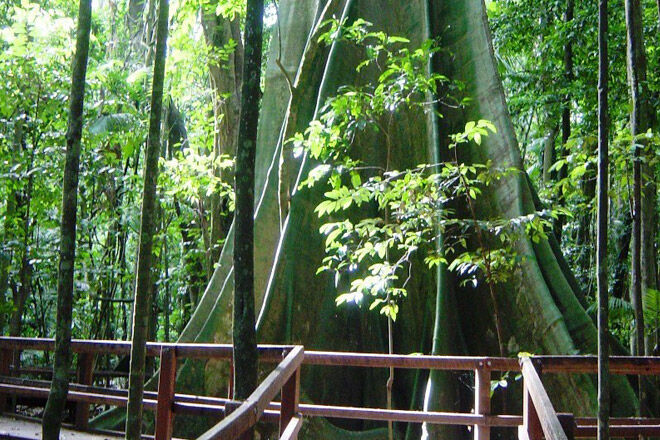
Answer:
0 415 121 439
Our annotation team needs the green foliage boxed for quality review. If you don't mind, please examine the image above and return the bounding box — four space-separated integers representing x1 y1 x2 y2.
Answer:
491 0 660 348
297 19 556 323
0 0 238 344
160 149 235 209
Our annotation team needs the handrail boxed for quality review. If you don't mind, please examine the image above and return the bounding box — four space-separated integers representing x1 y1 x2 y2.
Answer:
4 336 660 372
0 337 289 361
197 345 304 440
305 351 660 374
520 356 569 440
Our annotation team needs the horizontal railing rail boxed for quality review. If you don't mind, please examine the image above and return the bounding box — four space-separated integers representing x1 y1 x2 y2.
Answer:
0 337 290 360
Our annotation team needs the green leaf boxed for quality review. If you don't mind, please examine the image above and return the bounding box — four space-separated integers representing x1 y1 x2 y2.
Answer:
351 172 362 188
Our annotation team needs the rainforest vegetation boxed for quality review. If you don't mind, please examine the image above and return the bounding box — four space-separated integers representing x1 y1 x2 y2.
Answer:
0 0 659 438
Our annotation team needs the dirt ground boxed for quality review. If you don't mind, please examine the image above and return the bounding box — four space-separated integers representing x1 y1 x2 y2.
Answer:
0 415 122 439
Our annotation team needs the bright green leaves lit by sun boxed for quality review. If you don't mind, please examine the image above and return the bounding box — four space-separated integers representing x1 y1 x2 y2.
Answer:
293 19 559 322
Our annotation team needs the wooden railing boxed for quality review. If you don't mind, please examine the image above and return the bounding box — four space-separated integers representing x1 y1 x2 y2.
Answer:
196 345 303 440
1 337 660 439
0 337 299 439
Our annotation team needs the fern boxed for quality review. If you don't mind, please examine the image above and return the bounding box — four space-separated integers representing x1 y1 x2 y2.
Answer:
88 113 139 135
643 288 660 332
586 296 633 320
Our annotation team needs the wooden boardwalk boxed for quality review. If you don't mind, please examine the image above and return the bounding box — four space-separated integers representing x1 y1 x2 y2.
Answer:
2 338 660 439
0 416 121 440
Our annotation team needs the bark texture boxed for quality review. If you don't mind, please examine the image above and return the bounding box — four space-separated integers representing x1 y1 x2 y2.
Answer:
597 0 610 438
232 0 264 407
624 0 655 416
125 0 168 437
555 0 574 241
42 0 92 437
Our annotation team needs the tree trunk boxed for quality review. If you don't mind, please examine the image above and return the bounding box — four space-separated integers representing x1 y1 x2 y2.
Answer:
232 0 264 412
625 0 654 416
0 118 24 334
41 1 92 438
554 0 574 241
127 0 146 34
596 0 610 437
542 124 558 185
574 138 596 293
8 118 34 338
611 208 632 299
0 189 15 332
125 0 169 437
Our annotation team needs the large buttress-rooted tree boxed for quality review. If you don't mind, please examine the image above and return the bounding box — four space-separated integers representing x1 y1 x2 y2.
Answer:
146 1 641 438
125 0 169 438
42 1 93 438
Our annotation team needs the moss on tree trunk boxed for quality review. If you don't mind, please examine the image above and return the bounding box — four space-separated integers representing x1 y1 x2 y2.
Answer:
42 1 93 438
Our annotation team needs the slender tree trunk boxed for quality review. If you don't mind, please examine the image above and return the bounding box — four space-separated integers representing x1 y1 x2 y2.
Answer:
0 119 23 333
575 138 596 289
611 209 632 299
163 236 170 342
561 0 574 149
596 0 609 438
542 124 558 185
233 0 264 411
8 118 35 337
127 0 146 34
9 244 32 337
0 204 14 333
125 0 169 437
143 0 158 67
41 1 92 438
625 0 653 416
555 0 574 241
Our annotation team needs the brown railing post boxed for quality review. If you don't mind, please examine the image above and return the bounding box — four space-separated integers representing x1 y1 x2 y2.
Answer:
155 347 177 440
522 361 543 440
9 349 18 413
228 357 234 399
74 352 94 429
474 363 491 440
557 413 575 440
0 349 10 413
280 365 300 436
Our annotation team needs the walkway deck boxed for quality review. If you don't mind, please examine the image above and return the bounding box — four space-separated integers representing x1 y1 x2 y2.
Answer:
0 416 121 440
